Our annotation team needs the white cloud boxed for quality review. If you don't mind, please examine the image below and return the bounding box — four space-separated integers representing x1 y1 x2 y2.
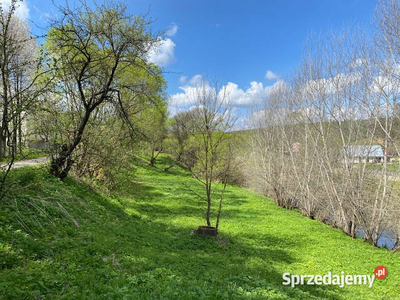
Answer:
219 82 245 105
301 72 361 96
0 0 29 20
169 88 190 107
147 23 180 67
188 74 203 86
369 75 398 94
220 80 286 107
351 58 365 68
168 105 179 117
166 23 178 37
232 116 249 131
169 76 285 109
179 75 187 83
168 75 212 107
147 38 176 67
265 70 279 80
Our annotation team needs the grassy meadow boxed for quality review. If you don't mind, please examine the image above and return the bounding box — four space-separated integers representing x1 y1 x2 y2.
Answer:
0 156 399 299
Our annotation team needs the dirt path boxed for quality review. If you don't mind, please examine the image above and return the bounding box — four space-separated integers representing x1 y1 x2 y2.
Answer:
0 157 50 169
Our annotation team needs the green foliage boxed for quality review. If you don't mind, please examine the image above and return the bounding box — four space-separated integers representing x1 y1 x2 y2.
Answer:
0 156 398 299
35 1 169 179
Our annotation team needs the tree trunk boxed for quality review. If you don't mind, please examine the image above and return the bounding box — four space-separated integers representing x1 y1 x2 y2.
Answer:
18 112 22 154
16 77 23 155
150 156 156 166
0 132 6 159
206 183 211 226
50 109 91 179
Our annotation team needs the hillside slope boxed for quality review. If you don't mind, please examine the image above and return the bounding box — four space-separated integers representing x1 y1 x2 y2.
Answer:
0 156 399 299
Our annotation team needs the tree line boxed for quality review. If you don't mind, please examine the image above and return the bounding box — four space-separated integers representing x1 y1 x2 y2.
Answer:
243 0 400 251
0 0 167 194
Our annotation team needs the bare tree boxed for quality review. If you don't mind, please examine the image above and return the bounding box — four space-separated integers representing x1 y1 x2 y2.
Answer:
184 79 236 235
0 0 45 199
244 13 400 249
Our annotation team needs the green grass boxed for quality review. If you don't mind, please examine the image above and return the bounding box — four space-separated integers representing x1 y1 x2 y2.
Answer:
365 162 400 173
0 155 399 299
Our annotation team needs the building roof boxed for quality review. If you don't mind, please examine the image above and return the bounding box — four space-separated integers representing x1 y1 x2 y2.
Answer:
345 145 384 158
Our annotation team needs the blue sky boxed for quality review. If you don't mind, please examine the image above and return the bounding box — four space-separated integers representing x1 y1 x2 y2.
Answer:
5 0 378 119
134 0 378 96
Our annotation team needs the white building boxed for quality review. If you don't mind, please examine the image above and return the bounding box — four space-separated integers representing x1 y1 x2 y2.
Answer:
345 145 385 163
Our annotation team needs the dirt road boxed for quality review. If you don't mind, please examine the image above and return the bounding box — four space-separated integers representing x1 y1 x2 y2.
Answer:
0 157 50 169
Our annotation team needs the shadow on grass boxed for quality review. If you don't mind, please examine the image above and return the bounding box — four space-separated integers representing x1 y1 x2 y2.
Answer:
220 192 250 207
1 165 344 300
112 217 343 300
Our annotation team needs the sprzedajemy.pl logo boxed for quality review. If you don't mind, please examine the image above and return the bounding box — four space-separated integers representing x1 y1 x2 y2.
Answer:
282 266 387 288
